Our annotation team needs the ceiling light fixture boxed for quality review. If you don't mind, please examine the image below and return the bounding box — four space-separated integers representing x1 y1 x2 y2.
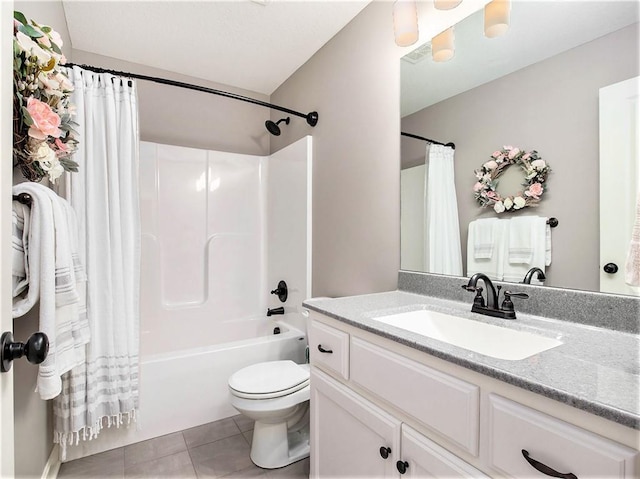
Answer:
484 0 511 38
432 27 455 62
393 0 419 47
434 0 462 10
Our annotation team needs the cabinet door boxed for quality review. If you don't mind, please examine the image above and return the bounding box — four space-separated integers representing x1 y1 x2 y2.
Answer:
311 368 401 478
399 425 489 478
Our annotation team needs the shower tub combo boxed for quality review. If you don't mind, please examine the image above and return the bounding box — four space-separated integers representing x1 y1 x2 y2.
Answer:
63 138 312 461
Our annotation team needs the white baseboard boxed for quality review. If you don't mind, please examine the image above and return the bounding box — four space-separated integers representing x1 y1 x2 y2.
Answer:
41 444 60 479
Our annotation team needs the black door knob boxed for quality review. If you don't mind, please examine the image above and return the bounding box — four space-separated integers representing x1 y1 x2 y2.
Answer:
396 460 409 474
379 446 391 459
1 331 49 373
603 263 619 274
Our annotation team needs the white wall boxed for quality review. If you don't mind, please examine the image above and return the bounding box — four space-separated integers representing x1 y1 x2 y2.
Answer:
267 137 313 333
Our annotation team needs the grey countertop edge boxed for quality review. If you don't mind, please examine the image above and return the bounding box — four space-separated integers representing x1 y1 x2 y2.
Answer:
302 300 640 430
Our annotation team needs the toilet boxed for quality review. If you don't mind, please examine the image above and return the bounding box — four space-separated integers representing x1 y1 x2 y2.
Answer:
228 360 310 469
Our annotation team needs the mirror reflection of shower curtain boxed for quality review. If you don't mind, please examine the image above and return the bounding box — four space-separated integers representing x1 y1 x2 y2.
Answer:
425 144 463 275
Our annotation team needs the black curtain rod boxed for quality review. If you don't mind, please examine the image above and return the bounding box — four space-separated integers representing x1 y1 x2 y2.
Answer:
65 63 319 127
401 131 455 150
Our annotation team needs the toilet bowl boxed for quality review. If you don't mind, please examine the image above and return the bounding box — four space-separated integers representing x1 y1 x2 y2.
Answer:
228 360 310 469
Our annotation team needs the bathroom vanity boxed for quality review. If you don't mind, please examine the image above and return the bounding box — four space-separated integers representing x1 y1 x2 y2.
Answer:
304 287 639 478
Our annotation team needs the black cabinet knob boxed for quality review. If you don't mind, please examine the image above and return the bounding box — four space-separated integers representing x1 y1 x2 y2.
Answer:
317 345 333 354
1 331 49 373
379 446 391 459
603 263 619 274
396 460 409 474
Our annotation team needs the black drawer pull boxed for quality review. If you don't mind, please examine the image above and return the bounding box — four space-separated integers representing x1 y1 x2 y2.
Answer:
396 460 409 474
379 446 391 459
317 344 333 354
522 450 577 479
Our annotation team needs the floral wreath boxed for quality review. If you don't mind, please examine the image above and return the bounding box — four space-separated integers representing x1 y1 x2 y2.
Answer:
13 11 79 183
473 145 550 214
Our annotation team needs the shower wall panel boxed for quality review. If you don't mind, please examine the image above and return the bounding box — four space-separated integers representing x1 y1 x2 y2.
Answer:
139 142 265 355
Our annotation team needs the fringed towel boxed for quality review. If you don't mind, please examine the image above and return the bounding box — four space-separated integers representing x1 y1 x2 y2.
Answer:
12 183 90 400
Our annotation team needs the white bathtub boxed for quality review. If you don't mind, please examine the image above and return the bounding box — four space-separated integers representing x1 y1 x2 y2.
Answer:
64 317 306 461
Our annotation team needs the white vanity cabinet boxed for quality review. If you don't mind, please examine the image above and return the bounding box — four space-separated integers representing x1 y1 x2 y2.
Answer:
308 313 639 479
311 368 487 478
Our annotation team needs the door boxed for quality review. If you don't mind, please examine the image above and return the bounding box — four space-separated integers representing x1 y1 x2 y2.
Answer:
1 0 16 476
599 76 640 295
310 369 401 478
399 425 488 478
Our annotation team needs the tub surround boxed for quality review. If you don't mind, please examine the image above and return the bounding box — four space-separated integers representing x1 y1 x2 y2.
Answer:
303 273 640 430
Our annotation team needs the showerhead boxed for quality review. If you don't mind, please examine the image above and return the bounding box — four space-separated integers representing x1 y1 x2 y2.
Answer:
265 117 290 136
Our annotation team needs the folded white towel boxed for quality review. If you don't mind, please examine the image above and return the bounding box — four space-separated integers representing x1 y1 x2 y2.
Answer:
12 183 90 400
508 216 535 264
467 219 507 280
625 195 640 286
472 218 498 259
504 216 548 283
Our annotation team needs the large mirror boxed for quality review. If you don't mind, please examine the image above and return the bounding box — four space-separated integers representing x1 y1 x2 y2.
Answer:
400 1 639 295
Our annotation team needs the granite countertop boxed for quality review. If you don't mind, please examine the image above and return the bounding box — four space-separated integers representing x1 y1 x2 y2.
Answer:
302 291 640 430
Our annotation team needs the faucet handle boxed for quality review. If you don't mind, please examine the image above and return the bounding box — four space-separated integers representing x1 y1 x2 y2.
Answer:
504 291 529 299
461 284 476 292
501 291 529 313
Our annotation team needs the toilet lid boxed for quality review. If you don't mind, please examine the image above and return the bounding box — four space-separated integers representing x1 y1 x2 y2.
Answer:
229 360 309 397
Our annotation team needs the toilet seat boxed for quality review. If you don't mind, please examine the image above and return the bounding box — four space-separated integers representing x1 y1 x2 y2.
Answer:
229 360 310 399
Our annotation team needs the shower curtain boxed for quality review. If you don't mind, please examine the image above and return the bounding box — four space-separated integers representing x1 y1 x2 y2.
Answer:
53 67 140 457
425 144 463 275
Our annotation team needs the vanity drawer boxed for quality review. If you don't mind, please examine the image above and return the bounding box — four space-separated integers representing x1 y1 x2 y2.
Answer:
488 394 638 478
350 337 480 455
308 319 349 379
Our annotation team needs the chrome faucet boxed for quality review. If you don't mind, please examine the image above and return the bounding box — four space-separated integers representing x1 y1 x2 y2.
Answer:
523 267 546 284
462 273 529 320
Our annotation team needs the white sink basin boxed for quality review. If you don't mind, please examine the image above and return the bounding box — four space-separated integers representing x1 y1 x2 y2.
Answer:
373 310 562 360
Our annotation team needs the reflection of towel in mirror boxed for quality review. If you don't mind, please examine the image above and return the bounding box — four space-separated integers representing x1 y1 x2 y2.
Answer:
467 219 507 280
625 195 640 286
472 218 498 259
503 216 549 283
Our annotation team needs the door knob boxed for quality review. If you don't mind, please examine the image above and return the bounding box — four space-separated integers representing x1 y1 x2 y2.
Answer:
1 331 49 373
603 263 619 274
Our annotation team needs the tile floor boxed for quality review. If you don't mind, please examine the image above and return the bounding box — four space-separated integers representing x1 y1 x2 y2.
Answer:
58 415 310 479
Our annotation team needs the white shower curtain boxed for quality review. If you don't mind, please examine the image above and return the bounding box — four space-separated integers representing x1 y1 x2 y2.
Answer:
425 144 463 276
53 67 140 457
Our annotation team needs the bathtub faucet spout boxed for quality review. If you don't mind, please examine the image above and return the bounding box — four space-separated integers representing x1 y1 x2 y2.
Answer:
267 307 285 317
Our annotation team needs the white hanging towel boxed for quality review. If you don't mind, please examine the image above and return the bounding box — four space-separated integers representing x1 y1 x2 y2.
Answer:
503 216 549 283
12 183 90 400
467 219 507 280
472 218 498 259
508 216 535 264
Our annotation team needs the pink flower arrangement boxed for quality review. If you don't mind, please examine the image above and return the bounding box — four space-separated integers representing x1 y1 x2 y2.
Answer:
26 97 62 140
473 146 550 213
13 10 78 183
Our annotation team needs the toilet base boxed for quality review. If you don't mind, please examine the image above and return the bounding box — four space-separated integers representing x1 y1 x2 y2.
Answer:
250 418 310 469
